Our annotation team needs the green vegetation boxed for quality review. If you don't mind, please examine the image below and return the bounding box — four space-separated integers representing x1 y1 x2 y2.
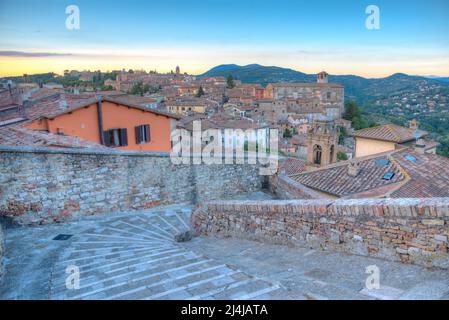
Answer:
283 128 292 138
343 101 376 130
129 82 160 96
337 151 348 161
226 75 235 89
338 126 347 145
196 86 205 97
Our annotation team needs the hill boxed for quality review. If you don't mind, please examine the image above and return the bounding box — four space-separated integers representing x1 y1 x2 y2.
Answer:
198 64 449 103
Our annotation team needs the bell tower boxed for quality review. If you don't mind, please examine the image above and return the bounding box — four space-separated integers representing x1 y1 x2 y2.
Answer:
317 71 329 84
307 118 339 167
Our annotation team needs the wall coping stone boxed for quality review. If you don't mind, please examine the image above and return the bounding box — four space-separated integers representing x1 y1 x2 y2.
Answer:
200 197 449 218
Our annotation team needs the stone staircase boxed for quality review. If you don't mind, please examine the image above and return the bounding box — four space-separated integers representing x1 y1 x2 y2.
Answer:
49 206 283 300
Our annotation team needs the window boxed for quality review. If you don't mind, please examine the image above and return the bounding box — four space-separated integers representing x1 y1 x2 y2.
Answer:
135 124 150 144
103 128 128 147
327 92 331 99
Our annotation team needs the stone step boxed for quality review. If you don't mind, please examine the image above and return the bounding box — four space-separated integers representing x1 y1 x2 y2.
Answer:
210 278 280 300
53 258 219 300
59 245 167 263
118 218 175 240
108 264 235 300
53 246 183 278
60 244 152 259
51 249 197 295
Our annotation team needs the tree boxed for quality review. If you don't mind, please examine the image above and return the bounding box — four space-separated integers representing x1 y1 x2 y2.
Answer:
343 100 375 130
343 101 361 121
226 75 235 89
283 128 292 138
130 82 144 95
100 85 114 91
338 126 347 144
337 151 348 161
196 86 205 97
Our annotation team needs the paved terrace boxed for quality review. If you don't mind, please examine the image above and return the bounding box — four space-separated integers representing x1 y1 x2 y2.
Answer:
1 201 448 300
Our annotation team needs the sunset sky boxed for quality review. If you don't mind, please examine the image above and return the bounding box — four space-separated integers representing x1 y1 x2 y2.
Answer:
0 0 448 77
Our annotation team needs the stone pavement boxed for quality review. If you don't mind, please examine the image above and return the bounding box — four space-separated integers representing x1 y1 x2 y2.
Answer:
1 201 448 300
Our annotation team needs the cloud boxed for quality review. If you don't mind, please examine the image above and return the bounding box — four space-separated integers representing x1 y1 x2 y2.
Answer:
0 51 72 57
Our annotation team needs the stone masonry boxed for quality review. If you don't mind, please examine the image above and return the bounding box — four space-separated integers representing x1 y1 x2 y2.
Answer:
0 146 263 225
0 220 4 282
269 174 322 200
192 198 449 269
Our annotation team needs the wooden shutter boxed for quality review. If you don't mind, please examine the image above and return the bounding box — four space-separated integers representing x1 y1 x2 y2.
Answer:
145 125 150 142
135 126 142 144
103 130 111 147
120 128 128 146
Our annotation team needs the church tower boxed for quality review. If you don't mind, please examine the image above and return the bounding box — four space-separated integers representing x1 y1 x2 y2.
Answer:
317 71 329 84
175 65 180 75
307 118 339 167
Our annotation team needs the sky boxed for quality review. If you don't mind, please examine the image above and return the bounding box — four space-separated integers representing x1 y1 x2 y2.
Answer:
0 0 448 77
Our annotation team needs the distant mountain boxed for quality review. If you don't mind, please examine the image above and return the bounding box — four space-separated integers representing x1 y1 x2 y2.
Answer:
198 64 449 104
426 76 449 83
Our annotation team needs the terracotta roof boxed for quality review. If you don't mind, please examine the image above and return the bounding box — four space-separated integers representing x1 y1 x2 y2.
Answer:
0 126 108 149
290 154 405 197
278 158 307 175
352 124 427 143
268 82 343 88
390 151 449 198
287 148 449 199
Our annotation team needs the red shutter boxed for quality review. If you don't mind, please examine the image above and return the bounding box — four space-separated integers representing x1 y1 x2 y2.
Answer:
145 125 150 142
120 128 128 146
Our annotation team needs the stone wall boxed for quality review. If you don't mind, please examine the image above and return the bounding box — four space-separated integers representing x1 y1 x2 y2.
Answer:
0 221 4 282
0 146 263 225
192 198 449 269
269 174 322 199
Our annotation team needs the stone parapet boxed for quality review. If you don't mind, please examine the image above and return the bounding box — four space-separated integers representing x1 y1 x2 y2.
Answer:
192 198 449 268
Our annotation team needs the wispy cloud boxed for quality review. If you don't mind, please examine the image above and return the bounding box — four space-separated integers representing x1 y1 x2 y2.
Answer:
0 51 72 57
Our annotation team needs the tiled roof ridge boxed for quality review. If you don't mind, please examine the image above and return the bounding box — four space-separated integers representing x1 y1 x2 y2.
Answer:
291 147 406 177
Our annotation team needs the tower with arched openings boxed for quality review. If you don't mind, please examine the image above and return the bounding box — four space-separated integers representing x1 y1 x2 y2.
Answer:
306 117 339 167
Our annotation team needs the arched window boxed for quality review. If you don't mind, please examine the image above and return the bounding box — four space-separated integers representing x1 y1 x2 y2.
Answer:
330 145 335 162
313 145 322 165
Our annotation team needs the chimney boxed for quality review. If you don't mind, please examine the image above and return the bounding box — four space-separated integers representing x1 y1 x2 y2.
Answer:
414 138 426 154
347 160 361 177
58 94 68 109
409 119 418 130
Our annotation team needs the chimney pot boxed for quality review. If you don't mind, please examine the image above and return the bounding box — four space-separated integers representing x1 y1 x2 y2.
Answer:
348 160 361 177
415 138 426 154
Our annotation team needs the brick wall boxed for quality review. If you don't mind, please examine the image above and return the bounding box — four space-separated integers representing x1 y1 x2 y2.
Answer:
0 146 263 225
192 198 449 269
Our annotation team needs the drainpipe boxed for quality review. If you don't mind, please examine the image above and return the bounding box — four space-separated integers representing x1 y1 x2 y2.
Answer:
97 96 104 145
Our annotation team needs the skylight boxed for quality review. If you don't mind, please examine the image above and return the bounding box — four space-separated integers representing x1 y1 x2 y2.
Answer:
404 154 417 163
375 159 390 166
382 172 395 180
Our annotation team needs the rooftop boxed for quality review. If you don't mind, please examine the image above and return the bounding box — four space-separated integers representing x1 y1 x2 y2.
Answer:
268 82 343 88
352 124 427 143
288 148 449 198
